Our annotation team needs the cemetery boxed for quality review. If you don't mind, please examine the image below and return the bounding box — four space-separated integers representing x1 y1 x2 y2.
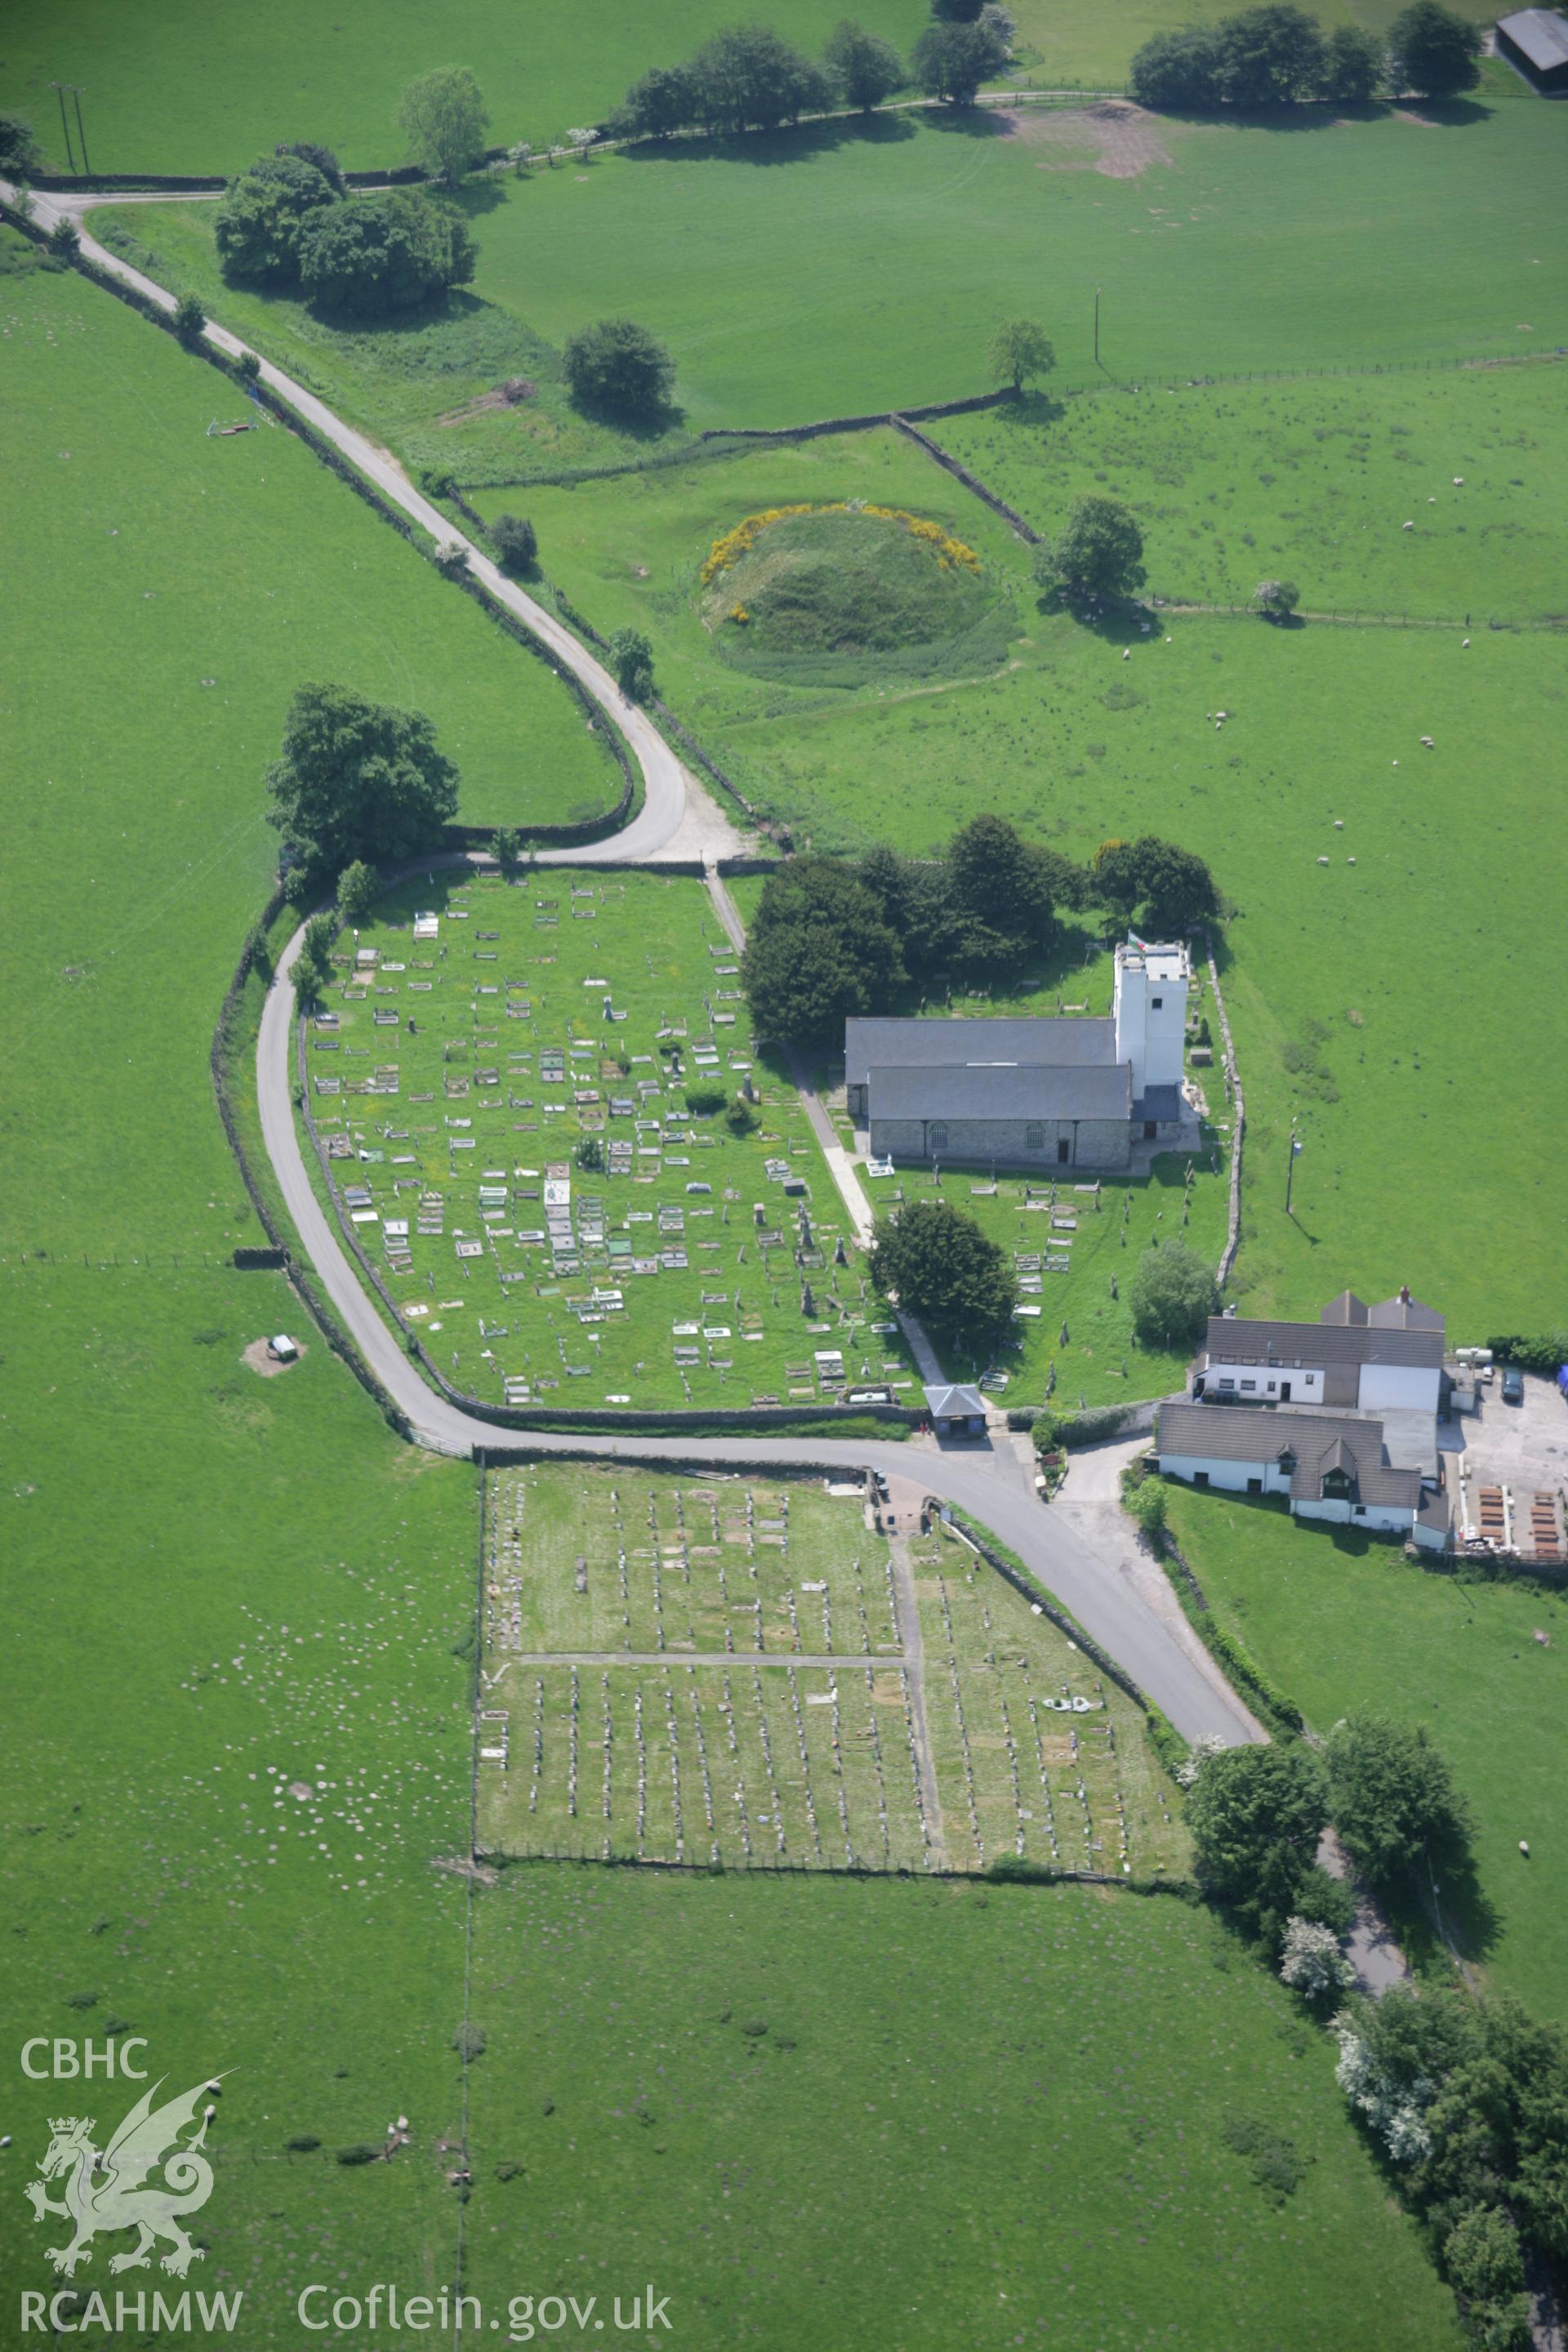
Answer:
473 1464 1188 1879
296 867 918 1413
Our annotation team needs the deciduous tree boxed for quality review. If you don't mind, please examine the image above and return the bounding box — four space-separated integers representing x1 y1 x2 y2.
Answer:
870 1199 1017 1352
608 627 655 700
822 20 905 112
1128 1240 1218 1348
266 682 460 882
987 316 1055 393
1388 1 1482 97
1217 4 1327 105
742 857 906 1041
562 317 675 416
490 513 538 572
298 190 475 317
335 859 379 922
274 138 345 192
1321 24 1386 103
1090 835 1220 932
0 113 42 178
1184 1740 1327 1933
216 154 339 285
398 65 490 185
910 20 1009 104
1254 577 1300 619
1129 26 1224 108
1325 1713 1472 1882
612 64 699 140
1031 495 1146 604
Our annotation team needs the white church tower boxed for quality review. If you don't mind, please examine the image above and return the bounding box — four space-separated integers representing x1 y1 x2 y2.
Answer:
1113 936 1190 1103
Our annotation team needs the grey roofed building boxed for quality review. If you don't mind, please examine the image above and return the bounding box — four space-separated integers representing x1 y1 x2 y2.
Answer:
1321 1286 1445 1333
1497 9 1568 90
1202 1312 1444 1372
865 1059 1133 1125
1154 1401 1423 1509
923 1381 987 1432
844 1015 1116 1095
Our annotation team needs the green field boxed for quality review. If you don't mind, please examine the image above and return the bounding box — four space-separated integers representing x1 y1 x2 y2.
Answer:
0 0 921 175
0 0 1504 177
477 1463 1189 1875
462 418 1563 1341
0 239 620 1260
102 76 1568 480
937 360 1568 623
295 867 920 1412
1162 1486 1568 2025
462 1866 1463 2352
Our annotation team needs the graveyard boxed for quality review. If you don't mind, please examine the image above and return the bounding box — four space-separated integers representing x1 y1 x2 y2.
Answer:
296 867 920 1414
475 1465 1189 1877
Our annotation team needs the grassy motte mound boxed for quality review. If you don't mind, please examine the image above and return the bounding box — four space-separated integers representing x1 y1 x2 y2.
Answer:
702 503 1008 685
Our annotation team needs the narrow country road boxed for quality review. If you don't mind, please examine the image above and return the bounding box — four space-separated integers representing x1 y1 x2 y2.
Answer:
0 173 1259 1751
7 178 745 870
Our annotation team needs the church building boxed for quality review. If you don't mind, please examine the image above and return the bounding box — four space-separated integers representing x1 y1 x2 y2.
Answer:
844 938 1196 1172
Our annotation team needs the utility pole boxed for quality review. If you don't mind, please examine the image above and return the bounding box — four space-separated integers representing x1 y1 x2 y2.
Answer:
1093 287 1100 368
1285 1121 1301 1214
51 82 78 173
71 87 91 176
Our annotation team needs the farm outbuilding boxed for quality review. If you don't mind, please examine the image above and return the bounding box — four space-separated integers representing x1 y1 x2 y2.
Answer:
1496 10 1568 92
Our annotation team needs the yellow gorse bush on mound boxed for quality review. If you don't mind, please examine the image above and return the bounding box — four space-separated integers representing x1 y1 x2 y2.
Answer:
702 501 980 588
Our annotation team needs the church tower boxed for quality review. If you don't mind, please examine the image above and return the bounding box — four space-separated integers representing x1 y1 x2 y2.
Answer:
1113 937 1190 1103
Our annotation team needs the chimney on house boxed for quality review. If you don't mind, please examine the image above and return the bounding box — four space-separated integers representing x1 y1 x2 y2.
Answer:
1399 1284 1411 1305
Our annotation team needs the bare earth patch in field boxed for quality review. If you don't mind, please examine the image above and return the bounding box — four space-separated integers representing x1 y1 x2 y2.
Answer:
242 1338 301 1377
999 100 1172 180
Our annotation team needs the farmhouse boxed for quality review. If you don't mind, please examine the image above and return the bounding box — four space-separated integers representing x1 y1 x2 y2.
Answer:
1154 1401 1450 1549
1496 9 1568 93
1195 1287 1446 1414
846 938 1195 1171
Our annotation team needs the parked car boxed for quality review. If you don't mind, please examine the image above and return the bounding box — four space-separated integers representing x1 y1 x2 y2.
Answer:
1501 1367 1525 1405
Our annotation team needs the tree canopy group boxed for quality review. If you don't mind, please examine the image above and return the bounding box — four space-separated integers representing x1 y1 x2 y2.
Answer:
741 817 1221 1045
608 9 1013 139
215 152 475 315
1130 1 1481 112
267 682 459 894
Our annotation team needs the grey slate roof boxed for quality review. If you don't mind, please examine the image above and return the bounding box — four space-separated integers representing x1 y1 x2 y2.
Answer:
1203 1313 1444 1371
1499 8 1568 69
845 1015 1116 1089
867 1060 1133 1124
1155 1402 1423 1508
924 1382 987 1420
1321 1290 1369 1325
1367 1293 1445 1333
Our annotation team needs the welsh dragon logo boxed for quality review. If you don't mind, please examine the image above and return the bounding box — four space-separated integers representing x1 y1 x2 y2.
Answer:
25 2074 226 2278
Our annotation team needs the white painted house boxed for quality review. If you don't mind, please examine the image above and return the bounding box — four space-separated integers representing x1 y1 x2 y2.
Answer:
1195 1288 1446 1415
1154 1401 1450 1549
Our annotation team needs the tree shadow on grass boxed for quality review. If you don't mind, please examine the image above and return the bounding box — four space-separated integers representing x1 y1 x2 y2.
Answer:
452 176 510 218
1035 596 1157 648
622 116 914 172
923 102 1013 137
1152 95 1494 136
1393 96 1494 130
564 390 689 445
